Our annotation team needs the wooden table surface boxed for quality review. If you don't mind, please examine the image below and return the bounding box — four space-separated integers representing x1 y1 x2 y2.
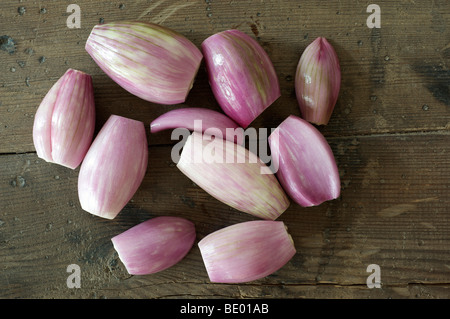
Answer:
0 0 449 299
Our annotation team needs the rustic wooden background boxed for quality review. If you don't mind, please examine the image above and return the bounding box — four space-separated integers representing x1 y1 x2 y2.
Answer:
0 0 449 299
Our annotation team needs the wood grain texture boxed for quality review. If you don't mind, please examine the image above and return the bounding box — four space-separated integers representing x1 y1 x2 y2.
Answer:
1 0 449 153
0 0 449 299
1 133 449 298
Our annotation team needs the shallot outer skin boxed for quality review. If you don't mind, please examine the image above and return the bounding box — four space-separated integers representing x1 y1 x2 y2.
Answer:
150 107 244 144
268 115 340 207
295 37 341 125
177 132 290 220
78 115 148 219
198 220 296 283
85 21 203 105
111 216 196 275
32 68 95 169
202 29 281 128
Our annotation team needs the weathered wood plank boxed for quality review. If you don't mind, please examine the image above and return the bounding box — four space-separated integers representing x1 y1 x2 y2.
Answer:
0 132 448 298
0 0 449 153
